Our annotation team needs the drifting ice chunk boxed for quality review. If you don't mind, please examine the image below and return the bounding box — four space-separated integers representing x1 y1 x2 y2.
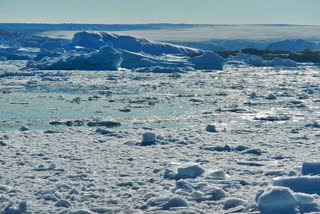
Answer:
257 187 296 214
189 51 226 70
161 197 188 210
207 170 227 180
223 198 247 210
203 187 226 201
205 125 217 133
177 164 205 179
72 31 202 56
141 132 157 146
274 176 320 194
294 193 320 213
27 46 122 71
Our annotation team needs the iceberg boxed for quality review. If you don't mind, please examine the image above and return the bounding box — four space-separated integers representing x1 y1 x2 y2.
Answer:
268 57 297 67
227 53 298 67
27 46 122 71
189 51 226 70
72 31 203 56
228 52 266 67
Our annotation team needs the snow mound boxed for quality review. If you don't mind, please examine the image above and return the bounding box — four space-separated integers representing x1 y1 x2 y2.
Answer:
266 39 318 51
27 46 122 71
257 187 296 214
274 176 320 194
189 51 226 70
72 31 203 56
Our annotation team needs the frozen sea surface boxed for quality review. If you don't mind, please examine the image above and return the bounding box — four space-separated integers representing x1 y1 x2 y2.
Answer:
1 63 320 213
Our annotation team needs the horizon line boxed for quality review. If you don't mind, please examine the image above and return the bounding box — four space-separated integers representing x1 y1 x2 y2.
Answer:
0 22 318 27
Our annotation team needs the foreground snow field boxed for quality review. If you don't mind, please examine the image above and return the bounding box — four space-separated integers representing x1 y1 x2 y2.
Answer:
1 62 320 213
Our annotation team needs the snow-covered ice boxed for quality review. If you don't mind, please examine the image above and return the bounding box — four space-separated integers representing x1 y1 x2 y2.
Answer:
1 63 320 213
1 26 320 213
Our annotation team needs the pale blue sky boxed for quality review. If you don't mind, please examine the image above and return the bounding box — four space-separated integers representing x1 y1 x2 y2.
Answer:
0 0 319 25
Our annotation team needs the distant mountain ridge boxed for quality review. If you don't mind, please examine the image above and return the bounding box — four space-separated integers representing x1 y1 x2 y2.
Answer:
266 39 319 51
0 23 211 34
0 30 67 47
0 23 317 34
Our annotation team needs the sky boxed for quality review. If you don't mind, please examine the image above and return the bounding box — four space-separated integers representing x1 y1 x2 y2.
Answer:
0 0 319 25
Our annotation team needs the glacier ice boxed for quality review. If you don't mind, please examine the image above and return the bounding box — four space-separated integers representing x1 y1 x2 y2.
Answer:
228 52 266 67
27 46 122 71
72 31 203 56
268 57 297 67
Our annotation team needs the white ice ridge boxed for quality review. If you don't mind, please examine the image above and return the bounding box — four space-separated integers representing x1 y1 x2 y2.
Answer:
72 31 203 56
